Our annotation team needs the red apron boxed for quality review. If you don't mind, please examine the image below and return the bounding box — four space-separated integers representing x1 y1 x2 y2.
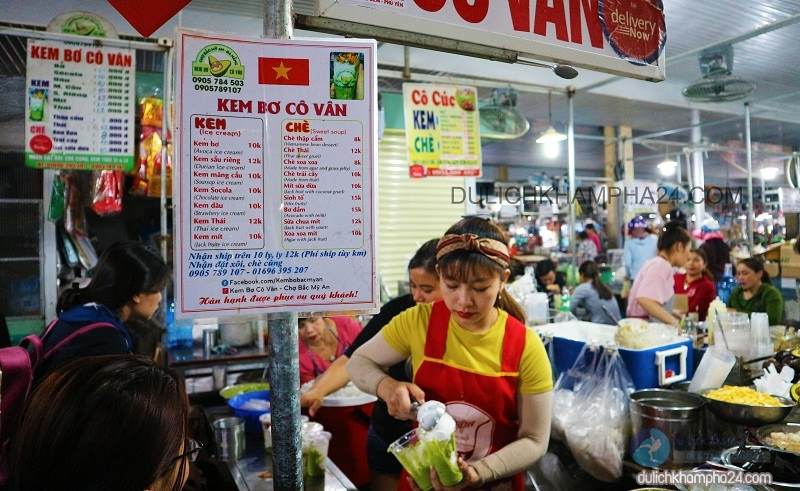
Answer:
397 301 526 491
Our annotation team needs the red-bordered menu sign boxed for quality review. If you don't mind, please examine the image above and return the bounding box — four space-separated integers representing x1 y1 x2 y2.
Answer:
315 0 667 81
174 29 378 318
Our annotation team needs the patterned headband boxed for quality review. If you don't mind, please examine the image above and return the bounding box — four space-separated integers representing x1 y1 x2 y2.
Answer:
436 234 511 269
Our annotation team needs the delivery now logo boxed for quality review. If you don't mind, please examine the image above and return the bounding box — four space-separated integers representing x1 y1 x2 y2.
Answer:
610 9 658 42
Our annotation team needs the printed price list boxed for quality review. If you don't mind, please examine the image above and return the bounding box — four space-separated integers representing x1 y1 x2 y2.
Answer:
190 115 265 251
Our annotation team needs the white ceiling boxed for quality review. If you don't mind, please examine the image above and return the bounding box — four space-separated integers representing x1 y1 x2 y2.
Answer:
3 0 800 183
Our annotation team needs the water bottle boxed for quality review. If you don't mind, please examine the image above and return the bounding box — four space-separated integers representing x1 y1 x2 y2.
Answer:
554 288 572 323
716 263 736 304
560 287 570 312
166 301 195 349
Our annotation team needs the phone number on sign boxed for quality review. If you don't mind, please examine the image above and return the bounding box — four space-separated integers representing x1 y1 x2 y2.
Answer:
636 470 773 487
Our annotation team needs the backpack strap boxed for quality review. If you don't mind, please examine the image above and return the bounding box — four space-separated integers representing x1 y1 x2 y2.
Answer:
41 322 118 362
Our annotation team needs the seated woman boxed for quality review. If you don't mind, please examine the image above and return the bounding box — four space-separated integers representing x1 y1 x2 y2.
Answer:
627 223 692 326
728 258 784 325
570 261 621 324
673 249 716 321
39 240 169 380
8 355 193 491
299 315 362 384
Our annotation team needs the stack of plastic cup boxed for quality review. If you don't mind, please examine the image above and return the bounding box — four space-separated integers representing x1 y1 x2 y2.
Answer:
750 313 772 359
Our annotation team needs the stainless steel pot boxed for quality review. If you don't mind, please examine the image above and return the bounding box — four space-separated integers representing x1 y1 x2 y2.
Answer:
630 389 706 468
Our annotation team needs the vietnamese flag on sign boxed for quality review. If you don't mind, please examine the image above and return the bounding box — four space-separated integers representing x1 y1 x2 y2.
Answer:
258 57 310 85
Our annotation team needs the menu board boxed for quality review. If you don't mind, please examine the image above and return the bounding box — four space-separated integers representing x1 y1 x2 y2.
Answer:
175 30 377 317
402 83 481 178
24 39 135 170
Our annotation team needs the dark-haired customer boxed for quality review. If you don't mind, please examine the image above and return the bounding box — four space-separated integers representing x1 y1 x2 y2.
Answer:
728 258 784 325
626 224 692 326
673 249 716 321
39 241 169 379
571 261 621 324
9 356 192 491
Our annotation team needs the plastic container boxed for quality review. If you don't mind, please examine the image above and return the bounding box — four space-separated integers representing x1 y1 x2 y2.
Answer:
750 312 772 359
687 345 736 394
717 312 750 358
220 319 254 347
524 292 549 325
166 302 194 349
227 390 271 433
303 430 331 480
388 429 434 491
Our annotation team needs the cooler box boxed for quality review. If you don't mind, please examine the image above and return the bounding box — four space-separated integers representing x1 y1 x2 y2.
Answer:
537 321 694 390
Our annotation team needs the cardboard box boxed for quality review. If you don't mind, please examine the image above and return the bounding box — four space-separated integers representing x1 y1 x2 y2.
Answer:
762 242 783 262
780 242 800 266
782 264 800 278
765 262 781 278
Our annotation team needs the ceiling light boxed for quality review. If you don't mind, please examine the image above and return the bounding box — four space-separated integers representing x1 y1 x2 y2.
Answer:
760 166 779 180
657 159 678 176
543 140 561 158
537 126 567 144
536 91 567 145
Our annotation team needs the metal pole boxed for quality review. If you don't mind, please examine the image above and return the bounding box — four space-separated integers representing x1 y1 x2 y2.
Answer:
567 88 577 266
161 46 173 261
745 102 755 252
160 42 173 329
691 110 705 229
264 1 303 489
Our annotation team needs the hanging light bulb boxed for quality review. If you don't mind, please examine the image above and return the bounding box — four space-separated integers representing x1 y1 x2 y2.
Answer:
657 158 678 176
536 91 566 146
543 140 561 158
760 166 779 180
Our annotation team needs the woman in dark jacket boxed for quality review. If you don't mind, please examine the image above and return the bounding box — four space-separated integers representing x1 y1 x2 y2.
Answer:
38 241 169 379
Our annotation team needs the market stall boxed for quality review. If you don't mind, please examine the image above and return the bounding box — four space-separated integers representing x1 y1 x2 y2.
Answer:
7 1 800 490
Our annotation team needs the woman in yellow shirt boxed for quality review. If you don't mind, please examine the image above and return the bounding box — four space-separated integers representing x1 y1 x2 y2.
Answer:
348 217 553 491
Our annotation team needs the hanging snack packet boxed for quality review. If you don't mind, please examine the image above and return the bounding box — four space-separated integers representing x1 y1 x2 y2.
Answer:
91 170 124 216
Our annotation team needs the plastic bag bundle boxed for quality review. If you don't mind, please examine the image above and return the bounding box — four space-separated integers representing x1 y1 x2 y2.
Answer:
551 344 601 442
91 170 124 216
563 349 635 482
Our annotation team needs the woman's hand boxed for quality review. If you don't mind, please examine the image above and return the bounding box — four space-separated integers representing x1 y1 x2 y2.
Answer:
546 283 561 293
376 377 425 421
407 458 481 491
300 389 324 417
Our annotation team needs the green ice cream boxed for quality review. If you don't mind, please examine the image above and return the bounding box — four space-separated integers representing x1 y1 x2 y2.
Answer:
422 433 462 487
303 446 326 479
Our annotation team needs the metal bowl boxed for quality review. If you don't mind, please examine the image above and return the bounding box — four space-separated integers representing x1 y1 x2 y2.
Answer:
702 389 795 426
720 445 800 488
755 423 800 456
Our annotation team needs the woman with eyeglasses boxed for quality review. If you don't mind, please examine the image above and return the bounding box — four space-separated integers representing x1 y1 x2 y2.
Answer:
8 355 195 491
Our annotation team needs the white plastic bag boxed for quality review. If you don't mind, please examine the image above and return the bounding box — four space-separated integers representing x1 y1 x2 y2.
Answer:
563 349 635 482
551 344 601 443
